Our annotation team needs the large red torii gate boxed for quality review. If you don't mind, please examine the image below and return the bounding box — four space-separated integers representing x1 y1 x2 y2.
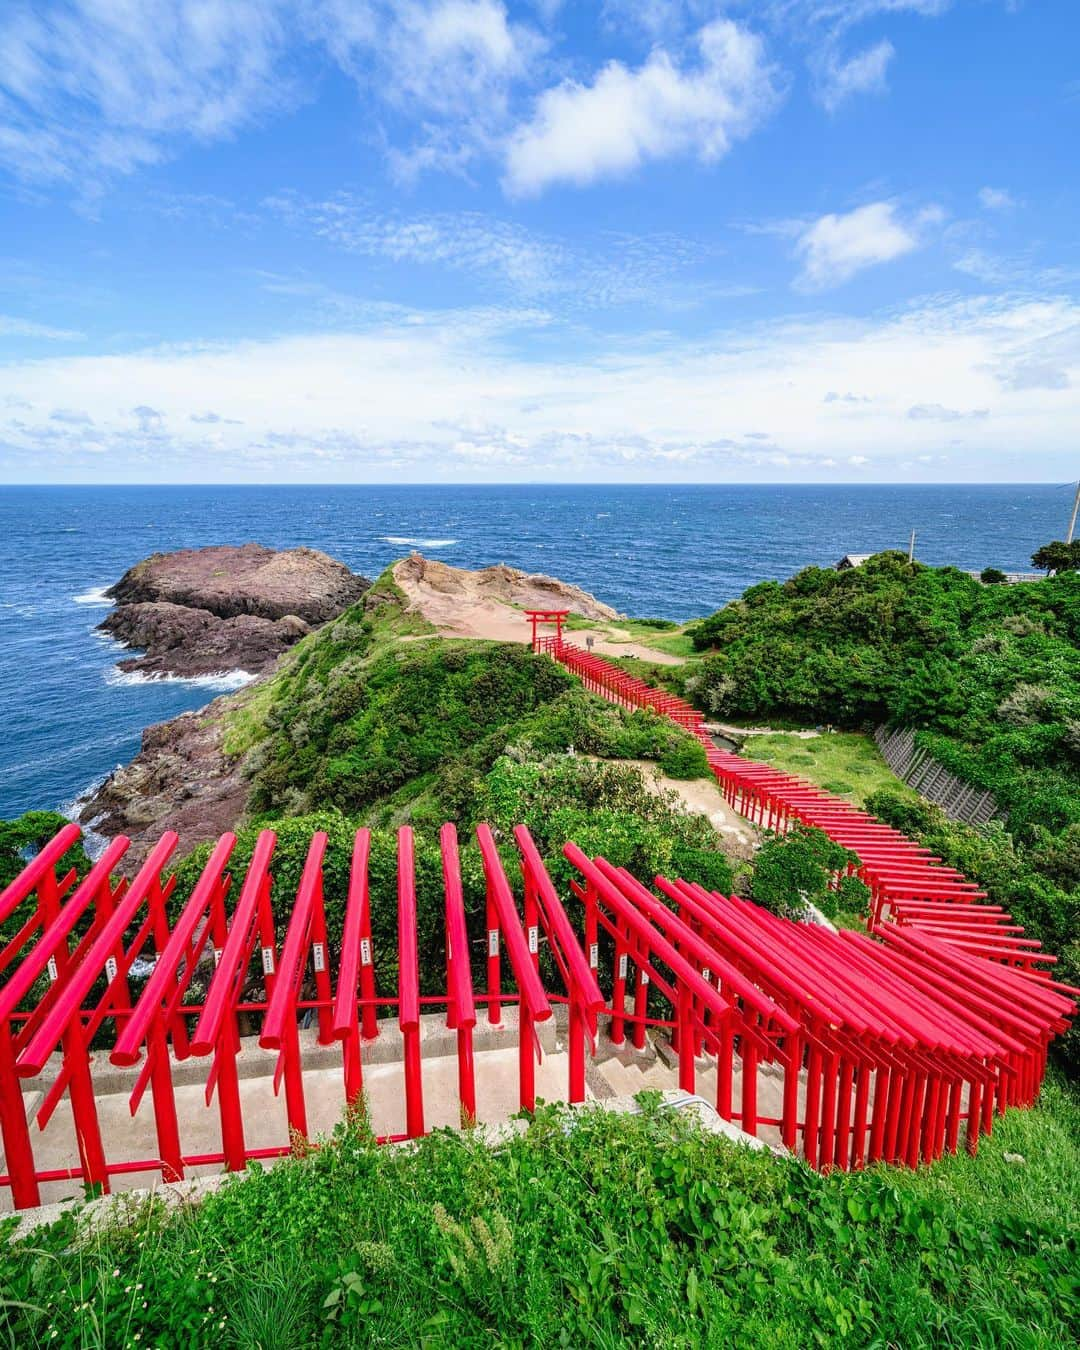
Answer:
524 609 569 653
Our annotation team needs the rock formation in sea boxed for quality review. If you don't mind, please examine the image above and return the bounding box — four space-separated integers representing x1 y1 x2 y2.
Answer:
100 543 370 679
80 551 614 863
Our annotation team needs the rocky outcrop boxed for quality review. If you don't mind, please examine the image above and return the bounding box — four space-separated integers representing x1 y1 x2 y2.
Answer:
107 543 370 623
394 553 620 634
100 544 369 679
81 694 249 862
102 603 311 679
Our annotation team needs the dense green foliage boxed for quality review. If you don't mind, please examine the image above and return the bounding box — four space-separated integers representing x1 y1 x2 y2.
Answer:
4 1084 1077 1348
867 789 1080 1074
0 809 88 893
685 553 1080 835
170 756 733 1000
239 593 709 826
750 826 871 924
475 756 734 898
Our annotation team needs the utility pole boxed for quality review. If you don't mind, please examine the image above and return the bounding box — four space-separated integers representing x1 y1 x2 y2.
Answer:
1067 483 1080 544
908 529 916 563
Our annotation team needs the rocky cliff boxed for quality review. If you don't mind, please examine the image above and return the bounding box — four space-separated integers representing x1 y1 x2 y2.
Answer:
101 543 370 678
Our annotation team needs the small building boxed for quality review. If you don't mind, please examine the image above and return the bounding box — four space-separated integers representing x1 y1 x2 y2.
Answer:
835 553 873 571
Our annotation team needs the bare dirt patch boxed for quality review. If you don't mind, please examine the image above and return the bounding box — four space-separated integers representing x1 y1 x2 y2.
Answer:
614 758 759 861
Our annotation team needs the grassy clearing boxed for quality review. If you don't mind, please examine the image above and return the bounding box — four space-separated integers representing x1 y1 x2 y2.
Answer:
563 612 701 661
745 730 922 807
3 1081 1076 1348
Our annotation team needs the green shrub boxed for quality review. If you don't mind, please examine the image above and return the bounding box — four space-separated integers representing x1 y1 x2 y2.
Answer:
750 825 868 922
658 737 709 779
0 809 88 893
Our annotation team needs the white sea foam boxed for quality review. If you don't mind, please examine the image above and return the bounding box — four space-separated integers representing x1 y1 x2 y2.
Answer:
104 667 257 691
381 535 459 548
60 775 114 861
73 585 113 606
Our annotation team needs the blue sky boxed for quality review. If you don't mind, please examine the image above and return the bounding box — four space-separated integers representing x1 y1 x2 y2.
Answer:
0 0 1077 484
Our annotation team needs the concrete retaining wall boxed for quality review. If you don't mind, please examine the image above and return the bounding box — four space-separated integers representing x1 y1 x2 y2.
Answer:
874 726 1000 825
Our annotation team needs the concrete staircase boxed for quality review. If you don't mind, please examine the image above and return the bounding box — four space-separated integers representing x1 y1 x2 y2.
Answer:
589 1028 791 1152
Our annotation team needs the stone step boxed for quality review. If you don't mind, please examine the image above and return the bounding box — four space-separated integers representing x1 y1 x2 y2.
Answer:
1 1020 576 1214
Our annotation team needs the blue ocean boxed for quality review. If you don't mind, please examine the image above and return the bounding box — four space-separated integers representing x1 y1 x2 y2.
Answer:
0 483 1070 820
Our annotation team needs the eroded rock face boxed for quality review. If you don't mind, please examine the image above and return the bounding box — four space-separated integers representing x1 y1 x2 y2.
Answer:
100 544 369 678
81 696 249 862
107 542 370 624
101 603 311 679
394 554 620 622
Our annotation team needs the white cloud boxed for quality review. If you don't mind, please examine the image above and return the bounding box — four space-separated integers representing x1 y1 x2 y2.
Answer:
0 2 542 192
0 314 83 340
311 0 541 179
0 1 292 187
978 186 1016 211
908 403 988 421
2 294 1076 483
503 20 782 196
794 201 935 289
265 192 710 306
819 39 894 110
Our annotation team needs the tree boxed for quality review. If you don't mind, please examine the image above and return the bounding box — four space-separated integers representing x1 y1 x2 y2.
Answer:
980 567 1007 584
1031 540 1080 575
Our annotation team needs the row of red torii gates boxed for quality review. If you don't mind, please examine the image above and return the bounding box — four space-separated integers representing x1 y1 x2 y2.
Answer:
0 618 1073 1211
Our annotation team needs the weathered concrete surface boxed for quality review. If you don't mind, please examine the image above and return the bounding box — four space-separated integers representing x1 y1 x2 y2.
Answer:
1 1011 564 1213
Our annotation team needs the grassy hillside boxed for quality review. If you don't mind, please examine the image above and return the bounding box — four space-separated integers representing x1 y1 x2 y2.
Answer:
686 552 1080 836
685 556 1080 1073
738 730 922 807
229 573 710 828
4 1082 1076 1348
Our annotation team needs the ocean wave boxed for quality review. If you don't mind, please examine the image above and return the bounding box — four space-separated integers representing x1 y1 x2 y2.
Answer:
381 535 459 548
60 775 114 861
73 586 113 606
104 667 257 691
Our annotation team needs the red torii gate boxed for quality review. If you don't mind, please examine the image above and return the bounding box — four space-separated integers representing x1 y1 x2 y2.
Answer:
535 623 1064 976
0 819 1074 1211
524 609 569 654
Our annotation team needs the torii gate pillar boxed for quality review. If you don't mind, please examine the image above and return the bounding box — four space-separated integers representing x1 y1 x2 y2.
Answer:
524 609 570 653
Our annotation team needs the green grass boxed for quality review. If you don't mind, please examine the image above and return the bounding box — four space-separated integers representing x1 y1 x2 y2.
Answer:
3 1081 1076 1348
562 612 700 661
745 731 922 808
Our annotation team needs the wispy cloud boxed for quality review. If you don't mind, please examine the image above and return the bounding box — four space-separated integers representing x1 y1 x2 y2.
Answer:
0 313 83 340
794 201 940 289
818 39 894 111
2 294 1076 482
264 192 714 308
503 20 783 196
760 0 951 108
311 0 545 181
0 1 294 190
978 186 1017 211
908 402 988 421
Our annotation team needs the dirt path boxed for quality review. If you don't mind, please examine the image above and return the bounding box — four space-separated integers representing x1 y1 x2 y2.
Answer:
619 759 759 860
568 628 686 666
